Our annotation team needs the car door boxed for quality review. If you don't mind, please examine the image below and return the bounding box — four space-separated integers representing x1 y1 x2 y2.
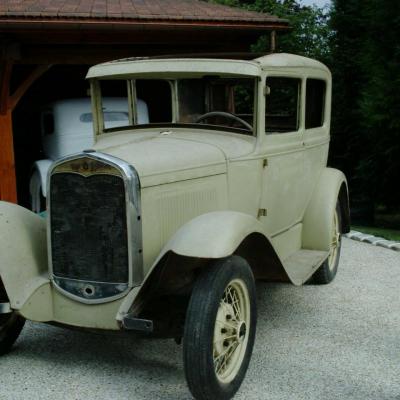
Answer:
302 77 331 201
259 74 307 238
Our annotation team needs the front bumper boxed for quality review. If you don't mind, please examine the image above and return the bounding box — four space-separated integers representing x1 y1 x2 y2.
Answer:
16 277 143 331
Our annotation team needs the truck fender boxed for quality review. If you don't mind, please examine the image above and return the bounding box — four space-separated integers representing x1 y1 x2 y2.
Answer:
30 159 53 197
302 167 350 251
0 201 50 310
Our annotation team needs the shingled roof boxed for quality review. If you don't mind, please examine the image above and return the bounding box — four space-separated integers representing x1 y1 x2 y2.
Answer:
0 0 287 26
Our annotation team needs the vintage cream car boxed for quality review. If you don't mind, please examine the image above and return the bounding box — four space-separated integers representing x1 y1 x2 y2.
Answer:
0 53 349 400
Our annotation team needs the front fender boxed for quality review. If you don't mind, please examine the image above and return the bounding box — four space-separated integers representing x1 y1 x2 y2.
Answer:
117 211 288 320
0 201 49 310
162 211 267 259
302 167 348 251
31 159 53 197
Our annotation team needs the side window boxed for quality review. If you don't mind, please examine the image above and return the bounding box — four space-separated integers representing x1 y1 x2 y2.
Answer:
265 77 301 133
42 113 54 136
136 80 172 123
306 79 326 129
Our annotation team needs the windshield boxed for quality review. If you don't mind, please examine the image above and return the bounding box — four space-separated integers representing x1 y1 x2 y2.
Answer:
95 77 256 135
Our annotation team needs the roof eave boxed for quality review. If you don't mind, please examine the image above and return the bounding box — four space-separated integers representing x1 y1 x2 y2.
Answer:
0 17 289 31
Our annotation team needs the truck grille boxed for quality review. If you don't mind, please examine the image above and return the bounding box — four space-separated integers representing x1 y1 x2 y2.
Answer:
50 172 129 285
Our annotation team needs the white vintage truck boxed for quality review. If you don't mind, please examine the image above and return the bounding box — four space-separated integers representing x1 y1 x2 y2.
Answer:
29 97 149 213
0 53 349 400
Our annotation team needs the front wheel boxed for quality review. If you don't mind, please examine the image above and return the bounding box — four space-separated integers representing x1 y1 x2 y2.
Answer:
0 282 25 355
183 256 257 400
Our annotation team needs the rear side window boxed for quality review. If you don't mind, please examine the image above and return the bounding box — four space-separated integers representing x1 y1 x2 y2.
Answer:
265 77 301 133
80 112 129 123
306 79 326 129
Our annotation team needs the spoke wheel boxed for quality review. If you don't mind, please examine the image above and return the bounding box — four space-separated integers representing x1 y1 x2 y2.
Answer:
213 279 250 384
313 201 342 284
328 208 341 270
183 256 256 400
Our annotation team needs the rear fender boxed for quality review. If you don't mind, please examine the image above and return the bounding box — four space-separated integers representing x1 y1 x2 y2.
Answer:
302 168 349 251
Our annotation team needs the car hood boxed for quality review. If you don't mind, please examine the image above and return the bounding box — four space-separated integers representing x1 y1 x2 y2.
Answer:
93 128 255 187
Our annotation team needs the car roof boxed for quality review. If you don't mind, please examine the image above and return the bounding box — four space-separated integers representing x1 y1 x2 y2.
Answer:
254 53 330 72
86 53 329 80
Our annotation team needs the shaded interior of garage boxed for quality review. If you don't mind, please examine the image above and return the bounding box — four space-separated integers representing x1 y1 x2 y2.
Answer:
0 0 288 206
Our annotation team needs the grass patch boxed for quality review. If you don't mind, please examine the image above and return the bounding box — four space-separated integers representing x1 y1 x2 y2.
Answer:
352 226 400 241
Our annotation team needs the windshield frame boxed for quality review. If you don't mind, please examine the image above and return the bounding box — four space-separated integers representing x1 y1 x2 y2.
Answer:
90 75 259 137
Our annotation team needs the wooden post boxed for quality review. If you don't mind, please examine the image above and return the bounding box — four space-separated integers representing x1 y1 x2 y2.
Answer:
0 60 17 203
0 110 17 203
270 30 276 53
0 62 50 203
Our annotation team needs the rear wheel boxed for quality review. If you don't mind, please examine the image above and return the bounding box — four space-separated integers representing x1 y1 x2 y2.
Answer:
0 282 25 355
313 202 342 284
183 256 257 400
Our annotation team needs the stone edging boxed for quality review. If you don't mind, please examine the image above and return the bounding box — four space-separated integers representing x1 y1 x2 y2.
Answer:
345 231 400 252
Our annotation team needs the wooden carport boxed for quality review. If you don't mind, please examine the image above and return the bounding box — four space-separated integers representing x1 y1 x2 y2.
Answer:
0 0 288 203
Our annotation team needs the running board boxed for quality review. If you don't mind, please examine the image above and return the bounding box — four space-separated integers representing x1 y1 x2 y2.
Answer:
282 249 329 285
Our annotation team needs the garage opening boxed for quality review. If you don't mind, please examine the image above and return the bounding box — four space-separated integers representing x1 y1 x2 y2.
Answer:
12 65 90 208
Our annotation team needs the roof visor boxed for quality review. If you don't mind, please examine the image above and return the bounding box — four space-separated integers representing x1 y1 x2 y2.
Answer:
86 58 262 80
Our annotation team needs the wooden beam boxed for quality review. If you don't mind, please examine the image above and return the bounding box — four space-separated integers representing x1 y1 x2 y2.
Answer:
0 110 17 203
270 30 276 53
9 64 51 111
0 60 16 202
0 60 12 113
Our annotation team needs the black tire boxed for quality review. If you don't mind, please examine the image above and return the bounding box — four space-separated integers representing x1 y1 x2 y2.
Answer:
183 256 257 400
0 282 25 355
312 202 342 284
0 314 25 356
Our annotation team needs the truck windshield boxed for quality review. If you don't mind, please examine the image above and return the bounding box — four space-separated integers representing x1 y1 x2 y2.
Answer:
96 77 256 135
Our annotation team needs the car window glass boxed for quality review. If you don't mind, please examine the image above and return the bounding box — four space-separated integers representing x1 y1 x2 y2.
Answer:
177 78 254 133
136 80 172 123
306 79 326 129
99 80 130 129
80 112 129 123
265 77 301 133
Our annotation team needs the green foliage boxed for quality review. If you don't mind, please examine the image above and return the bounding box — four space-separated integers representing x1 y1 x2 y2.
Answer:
211 0 332 62
330 0 400 217
253 1 332 62
352 226 400 242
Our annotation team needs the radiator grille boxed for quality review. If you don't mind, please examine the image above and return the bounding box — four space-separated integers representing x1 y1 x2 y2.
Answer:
50 173 129 283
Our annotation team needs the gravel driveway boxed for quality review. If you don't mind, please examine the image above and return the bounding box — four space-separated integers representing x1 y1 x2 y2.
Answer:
0 238 399 400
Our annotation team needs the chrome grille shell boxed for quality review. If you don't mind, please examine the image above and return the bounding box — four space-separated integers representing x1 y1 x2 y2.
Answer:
47 151 142 305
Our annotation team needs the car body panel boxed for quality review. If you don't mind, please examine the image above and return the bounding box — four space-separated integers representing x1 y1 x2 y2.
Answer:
94 130 230 187
0 202 48 309
302 168 348 251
